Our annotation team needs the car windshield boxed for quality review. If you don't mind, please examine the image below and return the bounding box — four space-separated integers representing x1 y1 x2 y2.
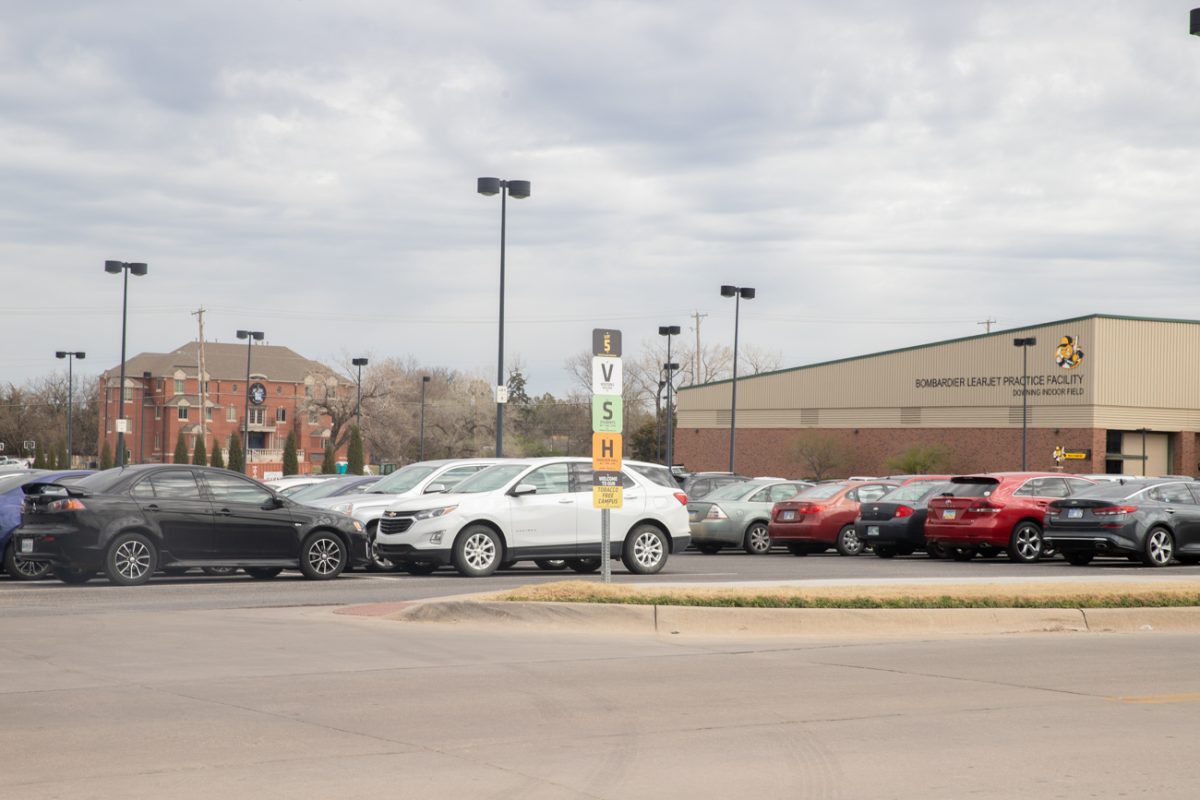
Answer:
370 464 438 493
879 482 948 503
289 479 365 502
452 464 531 494
705 481 764 501
626 463 677 488
1069 482 1151 501
69 468 135 494
796 482 846 499
941 478 998 497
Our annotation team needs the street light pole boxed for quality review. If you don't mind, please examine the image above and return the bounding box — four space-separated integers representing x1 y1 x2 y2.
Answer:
1013 337 1037 470
105 260 147 467
420 375 431 460
720 286 755 473
351 358 368 432
658 325 681 467
477 176 531 457
236 330 264 469
141 371 152 464
55 351 85 466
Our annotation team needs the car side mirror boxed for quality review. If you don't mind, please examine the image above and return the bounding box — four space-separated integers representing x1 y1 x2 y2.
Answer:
264 495 285 510
510 483 537 496
424 483 449 494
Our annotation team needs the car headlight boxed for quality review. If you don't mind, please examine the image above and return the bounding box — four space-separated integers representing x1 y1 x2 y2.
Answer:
413 505 458 521
331 502 354 514
352 520 364 532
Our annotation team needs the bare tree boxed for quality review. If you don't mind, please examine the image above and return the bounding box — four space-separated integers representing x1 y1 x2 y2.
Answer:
791 433 848 481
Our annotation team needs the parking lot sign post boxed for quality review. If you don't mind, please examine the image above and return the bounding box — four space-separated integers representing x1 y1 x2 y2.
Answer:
592 329 622 584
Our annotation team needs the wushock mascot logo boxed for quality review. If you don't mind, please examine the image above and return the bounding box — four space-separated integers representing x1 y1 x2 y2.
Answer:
1055 335 1084 370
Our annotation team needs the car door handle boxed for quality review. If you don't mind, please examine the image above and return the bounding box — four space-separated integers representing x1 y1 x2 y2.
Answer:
625 495 640 501
146 504 160 511
1166 508 1176 514
558 499 573 504
217 508 233 515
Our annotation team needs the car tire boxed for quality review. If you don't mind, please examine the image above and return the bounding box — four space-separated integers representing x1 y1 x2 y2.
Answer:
52 566 95 584
202 566 238 576
104 532 157 586
1064 551 1094 566
300 531 347 580
566 557 601 573
1141 527 1174 567
453 525 502 577
835 525 863 557
742 522 771 555
696 543 721 554
535 559 568 571
244 567 283 579
948 546 976 562
403 561 438 575
366 523 400 573
925 542 947 559
1007 522 1043 563
623 525 667 575
874 545 897 559
4 542 51 580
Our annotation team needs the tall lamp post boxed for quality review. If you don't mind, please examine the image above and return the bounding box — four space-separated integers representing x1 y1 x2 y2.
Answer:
1192 8 1200 36
658 325 681 467
477 176 531 457
104 260 148 467
419 375 431 460
140 371 153 464
351 357 368 432
720 285 755 472
236 330 264 466
1013 336 1037 470
55 351 85 466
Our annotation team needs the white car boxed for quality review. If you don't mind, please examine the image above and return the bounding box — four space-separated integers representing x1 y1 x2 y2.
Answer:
375 457 691 576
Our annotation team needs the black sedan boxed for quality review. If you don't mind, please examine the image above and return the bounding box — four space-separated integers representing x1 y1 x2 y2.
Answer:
1043 478 1200 567
855 481 951 558
14 465 370 585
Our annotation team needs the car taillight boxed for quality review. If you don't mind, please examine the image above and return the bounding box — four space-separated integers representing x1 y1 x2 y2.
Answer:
1093 505 1137 516
967 500 1002 514
674 492 688 506
894 505 914 518
795 504 824 514
47 498 86 512
705 505 728 520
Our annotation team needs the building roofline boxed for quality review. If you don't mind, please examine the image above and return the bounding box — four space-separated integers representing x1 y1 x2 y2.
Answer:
679 313 1200 392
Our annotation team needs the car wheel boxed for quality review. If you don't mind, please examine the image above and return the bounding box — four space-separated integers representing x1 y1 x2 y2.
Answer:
104 532 157 586
453 525 501 577
202 566 237 576
1007 522 1043 563
366 523 400 573
925 542 947 559
300 532 347 580
535 559 568 571
623 525 667 575
948 546 976 562
835 525 863 557
4 542 51 580
244 567 283 579
566 557 601 573
696 543 721 554
402 561 437 575
742 522 771 555
1141 527 1174 567
52 566 94 584
874 545 897 559
1064 551 1094 566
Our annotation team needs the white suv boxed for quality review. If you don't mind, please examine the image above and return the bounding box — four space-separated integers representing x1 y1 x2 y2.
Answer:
375 457 691 576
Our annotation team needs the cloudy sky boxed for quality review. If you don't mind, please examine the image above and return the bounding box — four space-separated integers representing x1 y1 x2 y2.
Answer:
4 1 1200 395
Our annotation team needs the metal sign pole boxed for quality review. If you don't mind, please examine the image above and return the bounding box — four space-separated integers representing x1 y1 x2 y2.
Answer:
601 508 611 583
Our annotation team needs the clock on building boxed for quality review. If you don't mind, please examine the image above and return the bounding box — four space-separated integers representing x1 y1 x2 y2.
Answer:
249 382 267 405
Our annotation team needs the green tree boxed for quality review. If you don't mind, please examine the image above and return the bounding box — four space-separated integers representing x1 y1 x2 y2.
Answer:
886 444 953 475
321 442 336 474
282 430 299 475
173 432 189 464
33 441 46 469
209 438 225 469
628 417 660 462
347 426 364 475
100 440 113 470
58 442 69 469
227 432 245 473
191 436 208 466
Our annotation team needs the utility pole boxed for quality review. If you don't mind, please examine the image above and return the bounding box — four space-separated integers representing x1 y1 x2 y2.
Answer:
978 318 996 333
690 310 708 383
192 307 207 457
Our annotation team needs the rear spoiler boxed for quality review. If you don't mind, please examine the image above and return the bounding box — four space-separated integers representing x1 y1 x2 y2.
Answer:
21 481 87 499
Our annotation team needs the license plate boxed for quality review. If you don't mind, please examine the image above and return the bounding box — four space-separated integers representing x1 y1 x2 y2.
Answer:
867 526 880 537
780 510 796 521
943 509 957 520
20 539 32 553
689 513 699 522
1067 508 1083 519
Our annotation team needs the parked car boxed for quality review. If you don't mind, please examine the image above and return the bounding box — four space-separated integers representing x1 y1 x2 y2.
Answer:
924 473 1096 562
13 465 369 586
855 481 952 558
374 457 690 576
769 480 900 556
687 479 812 554
1 469 93 579
1043 478 1200 567
266 475 340 496
286 475 380 504
681 472 749 500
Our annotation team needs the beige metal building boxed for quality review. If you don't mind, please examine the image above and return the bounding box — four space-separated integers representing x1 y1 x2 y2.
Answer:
674 314 1199 479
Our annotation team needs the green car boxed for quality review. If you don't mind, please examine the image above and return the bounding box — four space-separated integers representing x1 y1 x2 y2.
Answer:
687 479 812 554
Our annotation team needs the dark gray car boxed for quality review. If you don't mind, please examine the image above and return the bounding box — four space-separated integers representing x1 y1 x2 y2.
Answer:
1043 479 1200 567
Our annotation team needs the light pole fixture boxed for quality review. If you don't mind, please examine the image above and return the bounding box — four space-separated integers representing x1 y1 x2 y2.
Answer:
104 259 148 467
1191 8 1200 36
55 351 85 465
477 176 531 457
419 375 431 461
351 357 368 432
1013 336 1037 470
658 325 681 467
720 285 755 472
236 329 264 468
1136 427 1151 476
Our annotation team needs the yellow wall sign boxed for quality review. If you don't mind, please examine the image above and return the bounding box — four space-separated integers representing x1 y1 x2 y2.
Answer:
592 432 622 472
592 470 623 509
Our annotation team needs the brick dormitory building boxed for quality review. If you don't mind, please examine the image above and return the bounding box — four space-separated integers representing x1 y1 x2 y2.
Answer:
98 341 352 479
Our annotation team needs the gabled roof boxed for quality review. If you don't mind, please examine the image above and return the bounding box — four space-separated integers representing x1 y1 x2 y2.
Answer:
103 342 344 384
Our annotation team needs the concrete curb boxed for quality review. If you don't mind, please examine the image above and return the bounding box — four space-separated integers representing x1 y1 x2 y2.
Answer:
383 600 1200 637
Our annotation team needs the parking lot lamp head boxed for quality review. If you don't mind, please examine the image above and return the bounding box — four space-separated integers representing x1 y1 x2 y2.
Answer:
1192 8 1200 36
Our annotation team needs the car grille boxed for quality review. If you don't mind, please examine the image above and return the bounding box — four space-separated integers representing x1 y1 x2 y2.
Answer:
379 516 415 535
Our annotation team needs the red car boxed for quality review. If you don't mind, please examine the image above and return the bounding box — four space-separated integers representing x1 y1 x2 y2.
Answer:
769 480 899 556
924 473 1096 563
